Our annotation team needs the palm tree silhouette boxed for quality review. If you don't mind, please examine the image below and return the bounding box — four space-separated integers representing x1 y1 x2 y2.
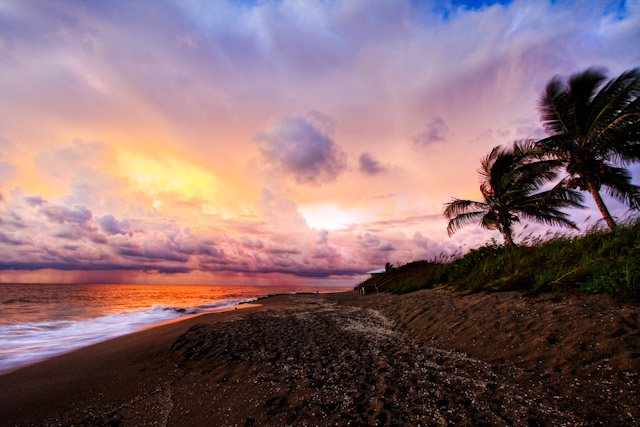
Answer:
536 67 640 230
444 142 584 249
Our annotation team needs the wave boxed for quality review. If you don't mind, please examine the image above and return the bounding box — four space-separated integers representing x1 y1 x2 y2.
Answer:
0 297 256 373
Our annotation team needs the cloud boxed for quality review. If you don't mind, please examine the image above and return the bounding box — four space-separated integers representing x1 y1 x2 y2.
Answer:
241 236 264 249
24 195 46 206
0 209 25 229
0 232 27 245
379 242 394 251
34 139 110 180
140 243 191 263
1 191 375 277
41 204 93 226
0 161 18 187
412 232 446 257
359 153 388 176
472 128 512 144
412 117 450 147
360 214 445 233
359 232 380 248
317 229 328 244
1 1 638 283
259 188 308 230
255 114 347 184
198 242 224 258
97 214 132 236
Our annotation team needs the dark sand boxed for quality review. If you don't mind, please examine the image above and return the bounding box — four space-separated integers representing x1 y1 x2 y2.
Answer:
0 289 638 426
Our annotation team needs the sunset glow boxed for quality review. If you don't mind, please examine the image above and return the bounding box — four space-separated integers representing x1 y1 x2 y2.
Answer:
0 0 638 285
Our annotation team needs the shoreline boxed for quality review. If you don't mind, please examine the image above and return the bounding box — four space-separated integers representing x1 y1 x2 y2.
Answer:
1 289 638 426
0 300 270 427
0 290 334 376
2 302 267 376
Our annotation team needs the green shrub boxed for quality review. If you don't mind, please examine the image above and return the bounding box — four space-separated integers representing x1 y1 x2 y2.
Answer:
355 218 640 301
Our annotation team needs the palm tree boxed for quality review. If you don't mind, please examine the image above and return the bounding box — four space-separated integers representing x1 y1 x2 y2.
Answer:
536 67 640 230
444 142 584 249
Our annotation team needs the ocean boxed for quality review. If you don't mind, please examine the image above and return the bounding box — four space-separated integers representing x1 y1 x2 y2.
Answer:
0 283 351 373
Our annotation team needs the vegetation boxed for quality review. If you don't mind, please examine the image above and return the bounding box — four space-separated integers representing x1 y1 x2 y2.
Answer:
359 67 640 301
536 67 640 230
357 218 640 301
444 142 584 249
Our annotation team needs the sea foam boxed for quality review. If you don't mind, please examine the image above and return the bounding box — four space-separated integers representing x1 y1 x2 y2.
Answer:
0 298 255 373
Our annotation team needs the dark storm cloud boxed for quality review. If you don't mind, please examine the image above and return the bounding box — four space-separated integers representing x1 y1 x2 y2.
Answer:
117 241 189 263
0 261 192 274
255 114 347 184
198 244 223 257
203 263 366 278
97 214 132 236
141 243 191 263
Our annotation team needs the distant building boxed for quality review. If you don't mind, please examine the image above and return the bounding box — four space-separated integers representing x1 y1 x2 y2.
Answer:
366 268 386 275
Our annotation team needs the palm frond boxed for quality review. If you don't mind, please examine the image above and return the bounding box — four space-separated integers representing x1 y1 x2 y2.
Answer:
539 77 572 134
566 67 607 135
487 147 521 197
514 159 563 190
443 198 490 219
587 68 640 137
520 209 578 229
478 145 504 184
445 134 592 243
534 135 563 154
446 211 487 236
507 178 584 232
513 139 557 162
601 167 640 209
543 180 585 204
610 138 640 165
535 67 640 226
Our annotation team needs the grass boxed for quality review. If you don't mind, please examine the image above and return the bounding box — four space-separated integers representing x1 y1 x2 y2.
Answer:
357 218 640 301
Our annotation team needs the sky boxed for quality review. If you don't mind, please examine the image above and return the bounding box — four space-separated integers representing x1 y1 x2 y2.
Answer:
0 0 638 285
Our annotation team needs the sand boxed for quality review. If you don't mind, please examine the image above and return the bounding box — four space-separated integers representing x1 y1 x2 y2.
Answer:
0 289 638 426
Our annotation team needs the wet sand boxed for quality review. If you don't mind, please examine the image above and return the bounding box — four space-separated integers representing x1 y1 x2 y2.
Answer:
0 289 638 426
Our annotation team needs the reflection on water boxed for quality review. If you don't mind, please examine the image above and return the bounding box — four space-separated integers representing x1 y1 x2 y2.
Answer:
0 283 349 325
0 283 351 372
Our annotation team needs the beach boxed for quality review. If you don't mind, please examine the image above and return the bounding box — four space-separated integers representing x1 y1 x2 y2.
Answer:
1 289 638 426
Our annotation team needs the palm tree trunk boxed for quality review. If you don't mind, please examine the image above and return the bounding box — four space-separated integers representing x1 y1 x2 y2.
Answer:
586 178 617 230
502 225 516 249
